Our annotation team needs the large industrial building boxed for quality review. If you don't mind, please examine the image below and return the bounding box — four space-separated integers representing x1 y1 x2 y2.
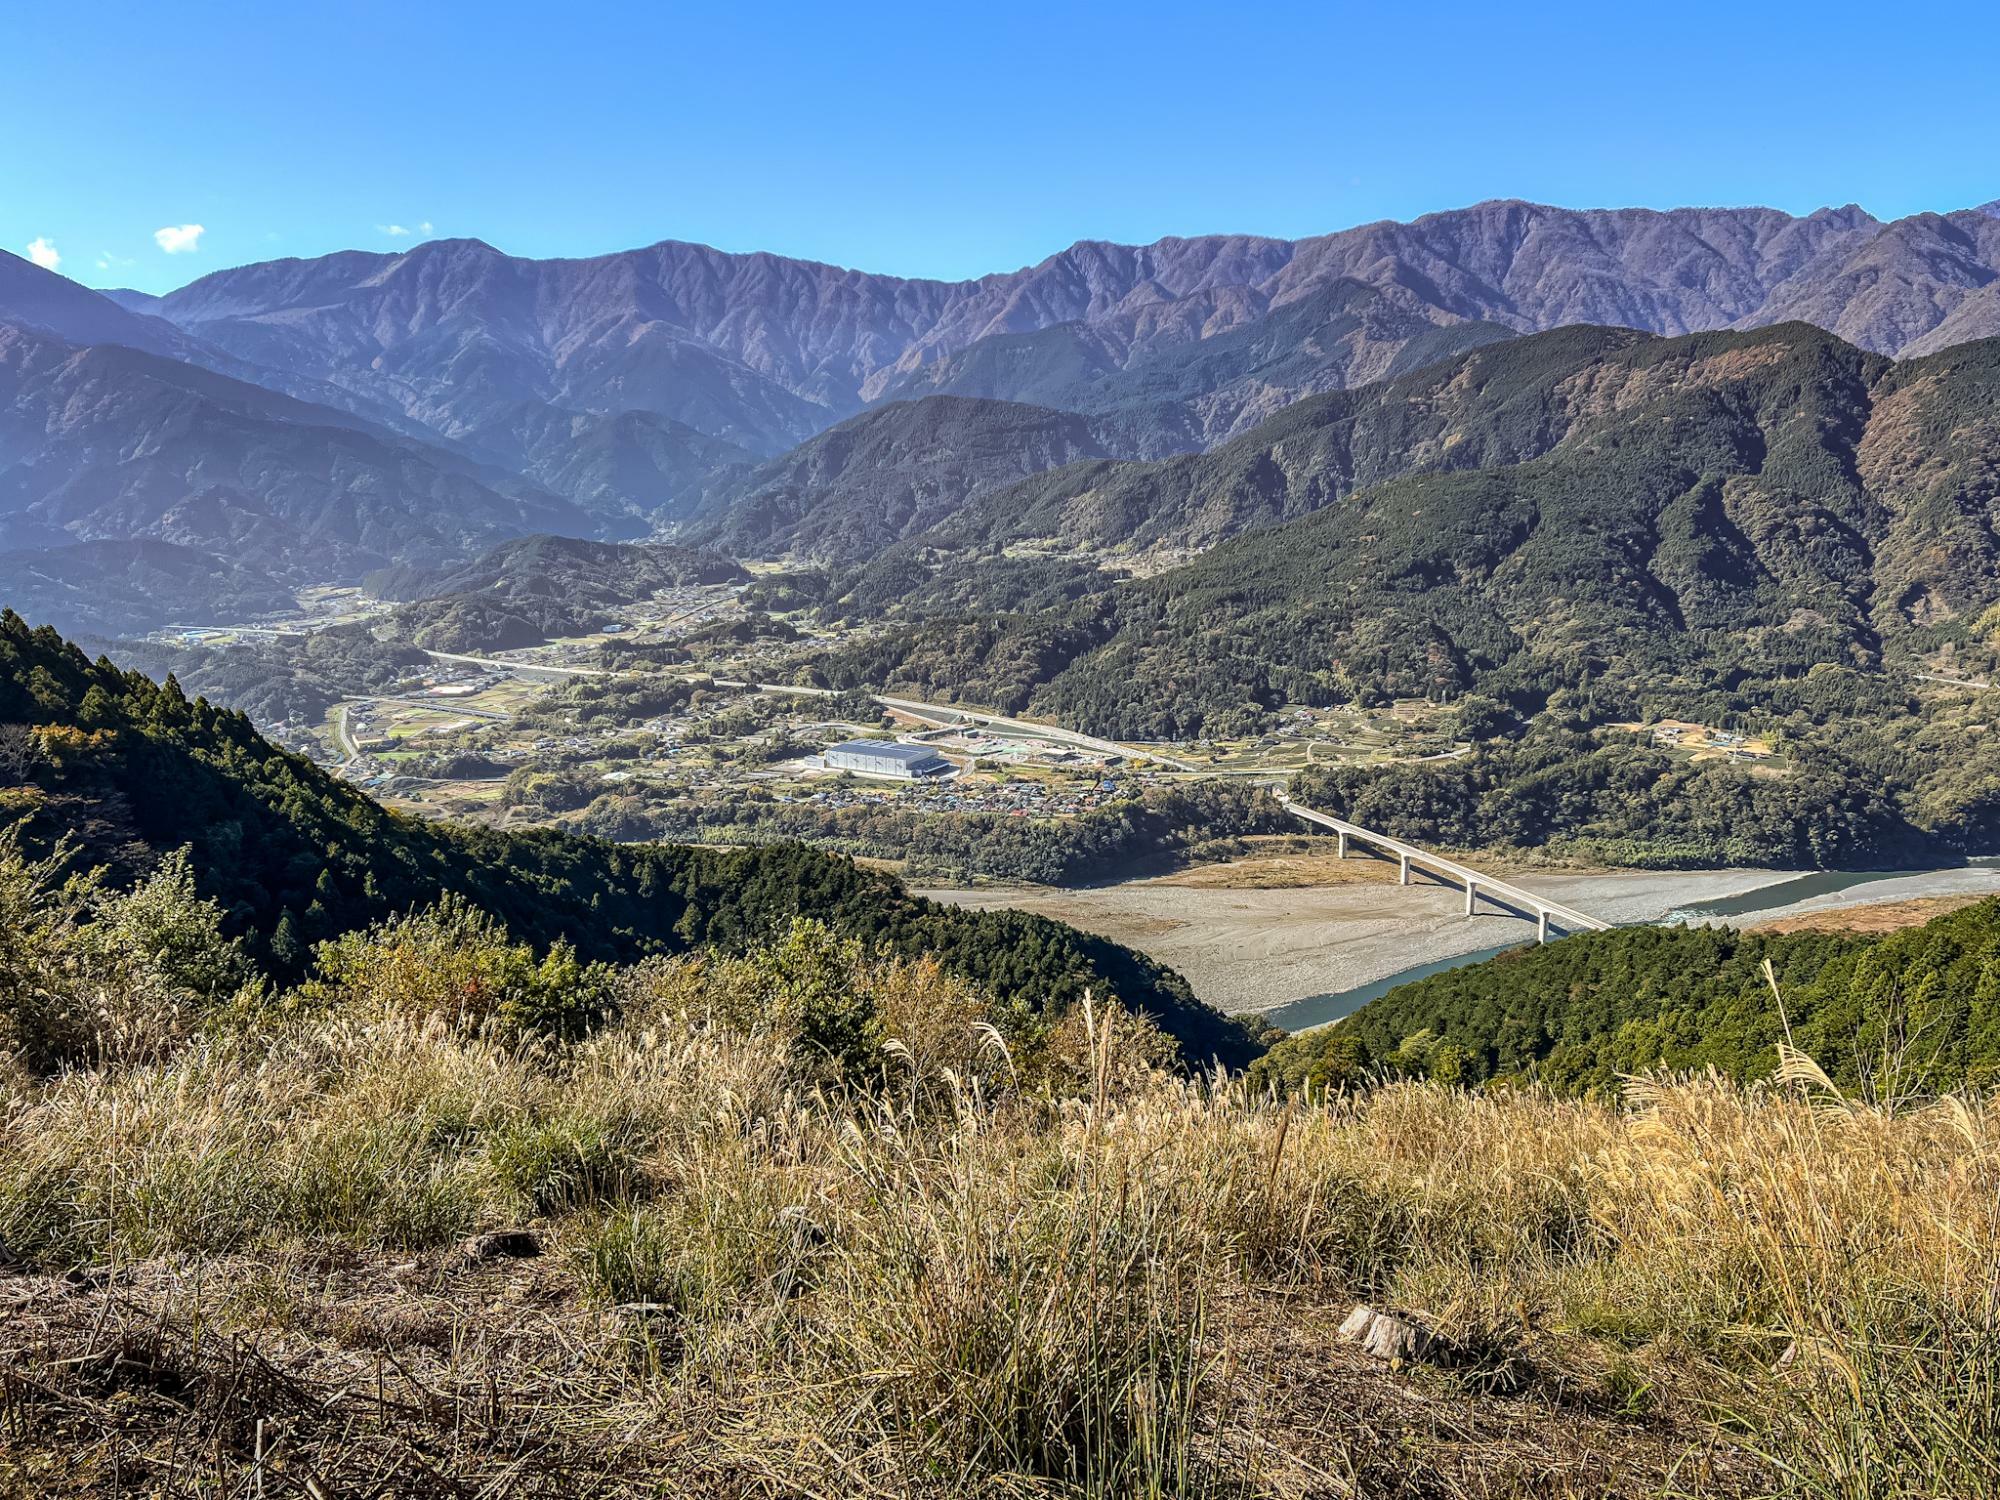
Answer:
822 739 954 779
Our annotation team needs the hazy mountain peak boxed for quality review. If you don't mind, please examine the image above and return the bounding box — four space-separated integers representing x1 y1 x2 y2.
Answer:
0 249 202 359
379 236 511 274
102 286 165 313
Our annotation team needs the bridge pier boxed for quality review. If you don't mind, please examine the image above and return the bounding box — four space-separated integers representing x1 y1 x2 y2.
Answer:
1279 797 1610 940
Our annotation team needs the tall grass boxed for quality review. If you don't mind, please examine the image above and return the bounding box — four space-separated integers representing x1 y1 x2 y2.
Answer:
0 938 1994 1495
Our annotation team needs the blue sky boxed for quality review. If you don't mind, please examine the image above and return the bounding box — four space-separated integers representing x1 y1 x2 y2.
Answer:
6 0 1996 294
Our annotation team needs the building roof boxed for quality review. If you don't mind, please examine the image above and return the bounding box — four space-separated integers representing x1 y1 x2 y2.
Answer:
826 739 949 766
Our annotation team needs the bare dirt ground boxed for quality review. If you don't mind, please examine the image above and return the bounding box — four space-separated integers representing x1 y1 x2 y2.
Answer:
0 1257 1768 1499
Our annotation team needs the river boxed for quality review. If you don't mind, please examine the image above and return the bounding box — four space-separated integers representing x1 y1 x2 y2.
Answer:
1266 857 2000 1031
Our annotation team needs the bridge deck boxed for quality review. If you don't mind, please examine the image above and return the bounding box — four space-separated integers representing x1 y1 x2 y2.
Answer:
1277 794 1611 936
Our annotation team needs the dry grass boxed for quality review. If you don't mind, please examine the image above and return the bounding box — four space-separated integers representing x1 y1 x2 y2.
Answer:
1750 895 1990 936
1153 847 1397 890
0 967 1994 1496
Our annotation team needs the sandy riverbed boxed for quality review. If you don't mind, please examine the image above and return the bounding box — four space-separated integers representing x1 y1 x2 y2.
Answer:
919 859 1799 1015
1726 865 2000 928
924 850 2000 1016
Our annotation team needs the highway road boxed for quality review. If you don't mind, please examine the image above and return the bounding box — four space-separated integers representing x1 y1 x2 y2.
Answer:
419 650 1194 768
370 692 510 722
421 650 608 678
331 704 360 765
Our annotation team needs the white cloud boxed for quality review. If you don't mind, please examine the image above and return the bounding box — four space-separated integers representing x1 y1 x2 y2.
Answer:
24 237 60 271
420 220 433 234
154 223 205 255
96 250 137 272
378 223 412 237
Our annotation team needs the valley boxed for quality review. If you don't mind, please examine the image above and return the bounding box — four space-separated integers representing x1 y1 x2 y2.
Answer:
13 12 2000 1494
146 571 1471 864
129 545 2000 1037
926 852 2000 1021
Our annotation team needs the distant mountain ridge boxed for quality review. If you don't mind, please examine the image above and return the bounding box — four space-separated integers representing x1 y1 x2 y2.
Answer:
104 201 2000 459
0 250 202 363
0 321 592 608
110 198 2000 565
7 197 2000 630
877 281 1517 457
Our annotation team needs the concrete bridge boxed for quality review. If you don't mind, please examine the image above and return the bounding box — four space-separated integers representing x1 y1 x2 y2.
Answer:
1276 793 1611 942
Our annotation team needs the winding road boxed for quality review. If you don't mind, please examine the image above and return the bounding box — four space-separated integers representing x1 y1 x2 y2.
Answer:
417 649 1195 769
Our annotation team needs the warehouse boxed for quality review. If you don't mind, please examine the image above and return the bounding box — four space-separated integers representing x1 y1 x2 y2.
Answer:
823 739 954 779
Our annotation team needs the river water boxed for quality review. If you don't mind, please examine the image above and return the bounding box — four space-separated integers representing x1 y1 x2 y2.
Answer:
1664 856 2000 920
1270 857 2000 1033
1266 944 1520 1031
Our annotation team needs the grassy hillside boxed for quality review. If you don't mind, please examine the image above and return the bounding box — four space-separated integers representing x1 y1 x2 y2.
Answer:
0 898 1989 1496
0 612 1257 1066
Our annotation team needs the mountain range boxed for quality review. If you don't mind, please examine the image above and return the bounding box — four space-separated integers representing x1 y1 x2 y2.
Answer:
118 199 2000 431
812 321 2000 739
0 320 593 621
6 197 2000 630
681 395 1120 562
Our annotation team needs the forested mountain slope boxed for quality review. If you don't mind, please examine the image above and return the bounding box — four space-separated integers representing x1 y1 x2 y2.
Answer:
826 324 2000 722
924 314 2000 563
1256 899 2000 1095
923 323 1650 554
804 324 2000 864
0 539 296 639
0 612 1256 1064
455 403 756 522
683 396 1118 562
366 534 748 650
367 533 747 604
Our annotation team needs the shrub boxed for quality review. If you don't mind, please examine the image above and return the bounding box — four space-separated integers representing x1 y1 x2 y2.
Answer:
0 833 249 1072
298 897 619 1039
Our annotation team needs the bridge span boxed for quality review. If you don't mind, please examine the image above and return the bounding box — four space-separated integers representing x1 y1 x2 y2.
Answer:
1276 793 1611 942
